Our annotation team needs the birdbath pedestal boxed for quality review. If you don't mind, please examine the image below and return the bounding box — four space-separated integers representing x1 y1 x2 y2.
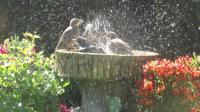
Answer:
55 49 158 112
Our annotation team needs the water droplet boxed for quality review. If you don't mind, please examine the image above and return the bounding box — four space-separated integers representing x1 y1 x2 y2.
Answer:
18 102 22 107
170 22 176 27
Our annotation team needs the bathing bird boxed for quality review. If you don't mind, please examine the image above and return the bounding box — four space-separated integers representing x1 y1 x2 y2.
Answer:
76 36 88 47
83 23 107 46
99 31 133 55
109 38 133 55
106 31 119 39
76 36 105 53
56 18 83 51
97 31 119 45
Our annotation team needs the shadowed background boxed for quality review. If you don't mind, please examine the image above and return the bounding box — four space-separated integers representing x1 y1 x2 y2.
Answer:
1 0 200 57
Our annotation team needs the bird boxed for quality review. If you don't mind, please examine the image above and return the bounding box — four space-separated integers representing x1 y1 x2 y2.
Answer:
98 31 133 55
108 38 133 55
76 36 88 47
83 23 107 46
56 18 83 51
75 36 105 53
105 31 119 39
97 31 119 45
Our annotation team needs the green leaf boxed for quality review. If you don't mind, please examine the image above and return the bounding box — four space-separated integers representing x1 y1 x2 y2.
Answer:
63 82 70 87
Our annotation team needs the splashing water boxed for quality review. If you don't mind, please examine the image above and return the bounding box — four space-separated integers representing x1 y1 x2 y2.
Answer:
82 14 132 55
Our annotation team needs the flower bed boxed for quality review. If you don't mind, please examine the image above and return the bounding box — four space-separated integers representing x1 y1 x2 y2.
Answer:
0 33 68 112
136 56 200 112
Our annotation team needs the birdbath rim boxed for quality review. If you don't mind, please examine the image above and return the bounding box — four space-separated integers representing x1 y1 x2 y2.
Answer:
55 49 159 57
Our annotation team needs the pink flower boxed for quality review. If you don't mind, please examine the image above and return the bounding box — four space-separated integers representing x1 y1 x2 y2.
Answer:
59 103 71 112
32 47 36 54
0 45 7 54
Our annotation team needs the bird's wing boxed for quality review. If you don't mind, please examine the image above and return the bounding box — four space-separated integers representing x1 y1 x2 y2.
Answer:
56 27 74 49
62 28 74 40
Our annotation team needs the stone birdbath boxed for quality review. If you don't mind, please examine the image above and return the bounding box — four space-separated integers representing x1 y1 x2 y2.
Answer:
55 49 158 112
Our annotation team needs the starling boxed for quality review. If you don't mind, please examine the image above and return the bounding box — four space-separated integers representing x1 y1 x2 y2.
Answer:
109 38 133 55
56 18 83 51
76 36 88 47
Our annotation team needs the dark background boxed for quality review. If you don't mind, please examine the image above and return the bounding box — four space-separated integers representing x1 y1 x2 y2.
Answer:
1 0 200 58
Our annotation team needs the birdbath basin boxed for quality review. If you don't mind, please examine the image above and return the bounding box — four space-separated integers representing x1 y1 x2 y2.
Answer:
55 49 159 112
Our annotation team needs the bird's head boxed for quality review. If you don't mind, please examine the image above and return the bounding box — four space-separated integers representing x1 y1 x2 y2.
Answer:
70 18 84 28
106 31 118 39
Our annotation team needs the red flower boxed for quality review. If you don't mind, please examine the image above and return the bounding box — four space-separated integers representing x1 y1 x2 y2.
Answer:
156 85 166 94
189 67 200 79
137 55 200 111
143 79 153 93
137 78 154 96
193 81 200 89
189 104 200 112
186 94 196 102
180 87 191 96
172 88 180 96
189 108 198 112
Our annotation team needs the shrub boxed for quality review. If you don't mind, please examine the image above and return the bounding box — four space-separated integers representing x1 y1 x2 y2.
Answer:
0 33 68 112
136 55 200 112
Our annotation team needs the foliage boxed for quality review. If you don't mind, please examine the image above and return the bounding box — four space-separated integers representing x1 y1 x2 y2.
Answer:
135 56 200 112
0 33 68 112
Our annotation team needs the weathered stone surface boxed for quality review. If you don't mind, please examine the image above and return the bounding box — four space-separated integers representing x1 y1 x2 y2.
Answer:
55 50 158 80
